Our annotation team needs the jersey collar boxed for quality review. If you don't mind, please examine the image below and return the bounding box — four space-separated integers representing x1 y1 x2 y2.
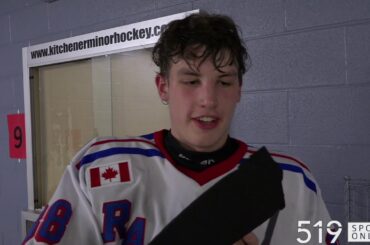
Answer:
153 129 248 186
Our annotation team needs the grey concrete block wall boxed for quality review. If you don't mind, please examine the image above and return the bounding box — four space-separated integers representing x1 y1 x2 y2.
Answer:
194 0 286 37
290 86 370 145
285 0 370 30
231 91 289 144
10 4 49 43
0 0 369 244
48 0 107 33
0 43 24 78
347 23 370 85
244 28 346 90
0 15 10 45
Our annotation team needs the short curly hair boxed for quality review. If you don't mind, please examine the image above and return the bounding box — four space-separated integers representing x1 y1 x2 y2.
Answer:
152 12 251 83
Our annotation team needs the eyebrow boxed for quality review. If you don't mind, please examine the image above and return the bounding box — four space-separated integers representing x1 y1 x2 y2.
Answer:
219 72 238 78
177 68 200 76
177 68 238 78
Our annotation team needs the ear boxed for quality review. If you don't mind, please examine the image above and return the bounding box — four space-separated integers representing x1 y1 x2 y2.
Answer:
155 74 169 102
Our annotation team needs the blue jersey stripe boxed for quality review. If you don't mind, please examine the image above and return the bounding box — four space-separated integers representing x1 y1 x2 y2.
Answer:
79 148 317 193
279 163 317 193
79 147 164 167
140 133 155 140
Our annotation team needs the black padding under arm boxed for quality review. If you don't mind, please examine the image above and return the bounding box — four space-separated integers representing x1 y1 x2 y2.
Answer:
149 147 285 245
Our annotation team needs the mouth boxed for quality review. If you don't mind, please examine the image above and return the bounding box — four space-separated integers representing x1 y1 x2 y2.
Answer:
198 116 216 122
193 116 219 129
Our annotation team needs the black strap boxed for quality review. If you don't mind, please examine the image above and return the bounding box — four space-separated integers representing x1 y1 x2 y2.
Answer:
261 211 280 245
149 147 285 245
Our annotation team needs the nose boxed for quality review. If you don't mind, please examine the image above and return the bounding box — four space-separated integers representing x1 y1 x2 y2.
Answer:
198 83 218 108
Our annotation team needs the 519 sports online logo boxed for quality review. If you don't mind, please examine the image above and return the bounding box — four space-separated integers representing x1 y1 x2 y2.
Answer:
297 220 370 243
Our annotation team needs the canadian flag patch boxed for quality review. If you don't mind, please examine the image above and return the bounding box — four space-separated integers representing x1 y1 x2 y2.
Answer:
90 162 131 188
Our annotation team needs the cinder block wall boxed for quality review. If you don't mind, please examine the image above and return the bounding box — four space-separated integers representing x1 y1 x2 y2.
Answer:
0 0 369 244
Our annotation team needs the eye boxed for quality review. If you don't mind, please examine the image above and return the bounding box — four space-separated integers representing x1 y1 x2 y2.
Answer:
219 80 232 86
183 80 199 85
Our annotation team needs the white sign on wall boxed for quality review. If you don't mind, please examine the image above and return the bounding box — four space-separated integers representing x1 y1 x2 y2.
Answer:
26 10 199 67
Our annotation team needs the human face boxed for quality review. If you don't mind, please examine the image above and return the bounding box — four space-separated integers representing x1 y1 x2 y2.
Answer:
156 55 241 152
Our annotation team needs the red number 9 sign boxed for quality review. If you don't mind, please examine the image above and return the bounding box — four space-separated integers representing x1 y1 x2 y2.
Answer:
7 113 26 159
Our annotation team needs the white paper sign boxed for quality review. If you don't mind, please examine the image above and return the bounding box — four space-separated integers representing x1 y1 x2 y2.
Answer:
26 10 199 67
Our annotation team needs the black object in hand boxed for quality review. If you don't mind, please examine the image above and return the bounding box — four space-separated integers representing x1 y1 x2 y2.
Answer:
149 147 285 245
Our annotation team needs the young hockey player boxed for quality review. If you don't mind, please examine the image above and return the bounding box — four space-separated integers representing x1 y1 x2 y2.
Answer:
23 12 336 245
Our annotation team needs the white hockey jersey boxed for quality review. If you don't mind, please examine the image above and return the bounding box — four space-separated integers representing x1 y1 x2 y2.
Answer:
23 130 337 245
